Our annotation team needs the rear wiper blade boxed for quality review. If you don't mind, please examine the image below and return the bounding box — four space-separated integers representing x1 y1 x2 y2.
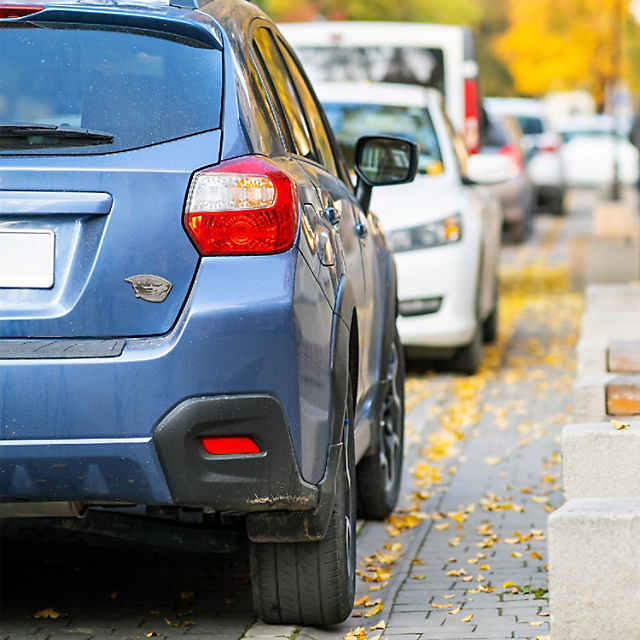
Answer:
0 124 114 143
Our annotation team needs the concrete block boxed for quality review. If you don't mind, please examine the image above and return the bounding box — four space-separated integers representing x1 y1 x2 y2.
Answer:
573 374 615 421
584 236 640 286
549 498 640 640
576 339 607 376
574 374 640 419
580 311 640 342
607 375 640 415
608 341 640 372
562 422 640 499
593 200 638 238
585 284 640 313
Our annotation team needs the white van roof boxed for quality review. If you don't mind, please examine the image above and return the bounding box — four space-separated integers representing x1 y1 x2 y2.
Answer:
280 21 466 49
484 97 545 118
314 82 440 109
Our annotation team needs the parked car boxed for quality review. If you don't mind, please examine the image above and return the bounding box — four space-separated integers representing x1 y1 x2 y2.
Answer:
0 0 418 626
485 97 567 215
317 82 502 374
555 114 639 188
481 105 534 242
279 21 483 153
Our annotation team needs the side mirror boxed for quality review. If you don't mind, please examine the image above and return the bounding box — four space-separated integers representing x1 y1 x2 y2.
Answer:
354 135 418 212
463 152 518 186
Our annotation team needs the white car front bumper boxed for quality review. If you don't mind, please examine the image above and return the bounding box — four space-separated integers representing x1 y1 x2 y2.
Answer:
394 239 480 350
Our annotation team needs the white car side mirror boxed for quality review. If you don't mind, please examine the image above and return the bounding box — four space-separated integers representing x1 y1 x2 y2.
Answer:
465 152 518 185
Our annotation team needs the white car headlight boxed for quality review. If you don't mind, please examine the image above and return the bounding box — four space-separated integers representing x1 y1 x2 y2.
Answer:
387 213 462 253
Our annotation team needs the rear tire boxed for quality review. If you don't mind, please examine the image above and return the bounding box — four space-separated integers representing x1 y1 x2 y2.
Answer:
357 328 405 520
506 220 528 244
249 383 356 626
482 282 499 344
450 325 482 375
550 189 567 216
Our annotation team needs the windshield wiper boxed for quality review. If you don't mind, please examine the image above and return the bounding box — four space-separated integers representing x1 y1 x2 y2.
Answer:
0 124 114 144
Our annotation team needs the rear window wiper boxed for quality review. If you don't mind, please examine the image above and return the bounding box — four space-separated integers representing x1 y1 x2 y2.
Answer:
0 124 114 144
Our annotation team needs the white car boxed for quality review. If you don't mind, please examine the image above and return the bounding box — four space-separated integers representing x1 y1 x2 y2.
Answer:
317 83 503 373
485 97 567 215
555 115 639 188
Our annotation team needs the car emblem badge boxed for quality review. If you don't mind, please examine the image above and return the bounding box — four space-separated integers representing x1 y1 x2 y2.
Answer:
125 275 173 303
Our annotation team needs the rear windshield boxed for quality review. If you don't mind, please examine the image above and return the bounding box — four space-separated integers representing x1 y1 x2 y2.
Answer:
0 24 223 155
482 114 509 149
323 102 444 176
516 116 544 135
297 46 445 96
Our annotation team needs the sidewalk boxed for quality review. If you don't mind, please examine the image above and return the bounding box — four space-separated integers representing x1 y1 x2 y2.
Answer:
325 215 582 640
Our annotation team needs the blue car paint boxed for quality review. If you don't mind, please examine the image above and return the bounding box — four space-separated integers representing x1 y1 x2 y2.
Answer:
0 1 397 510
0 130 222 337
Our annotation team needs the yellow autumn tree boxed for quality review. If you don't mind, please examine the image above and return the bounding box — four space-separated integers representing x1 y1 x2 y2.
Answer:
496 0 637 108
262 0 481 26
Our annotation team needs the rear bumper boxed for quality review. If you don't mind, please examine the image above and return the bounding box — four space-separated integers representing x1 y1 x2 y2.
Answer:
0 254 332 515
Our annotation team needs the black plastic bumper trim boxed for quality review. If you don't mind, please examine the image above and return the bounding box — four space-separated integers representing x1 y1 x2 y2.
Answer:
153 395 319 513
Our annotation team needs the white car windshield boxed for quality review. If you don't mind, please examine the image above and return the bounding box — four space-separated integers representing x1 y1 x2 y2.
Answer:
323 102 444 175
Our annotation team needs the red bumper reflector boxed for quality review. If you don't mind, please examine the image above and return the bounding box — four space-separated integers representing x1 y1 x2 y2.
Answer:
0 4 43 18
201 436 260 455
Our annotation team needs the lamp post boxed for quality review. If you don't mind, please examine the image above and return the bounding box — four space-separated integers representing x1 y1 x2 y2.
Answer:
609 0 624 201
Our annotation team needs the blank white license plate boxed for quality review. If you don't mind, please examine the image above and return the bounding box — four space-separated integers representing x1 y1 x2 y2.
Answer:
0 229 54 289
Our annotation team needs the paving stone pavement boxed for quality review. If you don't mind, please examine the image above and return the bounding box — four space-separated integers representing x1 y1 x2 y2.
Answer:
0 199 588 640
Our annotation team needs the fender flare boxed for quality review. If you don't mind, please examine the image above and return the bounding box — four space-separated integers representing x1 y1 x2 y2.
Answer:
365 253 399 457
246 277 356 543
329 276 356 446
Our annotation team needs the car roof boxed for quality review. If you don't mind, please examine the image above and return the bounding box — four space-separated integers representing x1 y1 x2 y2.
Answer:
279 21 466 47
314 82 441 109
4 0 265 26
484 97 545 118
555 114 615 132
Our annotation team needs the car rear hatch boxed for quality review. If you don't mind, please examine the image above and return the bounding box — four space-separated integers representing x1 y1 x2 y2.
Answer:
0 4 224 338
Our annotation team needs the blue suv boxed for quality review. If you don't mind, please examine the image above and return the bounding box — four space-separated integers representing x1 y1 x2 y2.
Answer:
0 0 417 625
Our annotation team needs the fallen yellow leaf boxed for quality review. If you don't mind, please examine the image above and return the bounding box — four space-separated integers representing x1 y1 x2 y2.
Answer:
33 609 64 620
343 627 367 640
612 420 630 430
461 614 473 622
364 602 384 618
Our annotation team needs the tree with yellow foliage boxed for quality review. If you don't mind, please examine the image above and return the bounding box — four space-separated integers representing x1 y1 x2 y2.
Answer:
496 0 638 108
258 0 481 26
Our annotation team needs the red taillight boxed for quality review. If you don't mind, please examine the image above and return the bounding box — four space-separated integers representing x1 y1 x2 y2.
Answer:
464 78 480 155
0 4 43 18
499 144 524 171
184 156 298 256
201 436 261 455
